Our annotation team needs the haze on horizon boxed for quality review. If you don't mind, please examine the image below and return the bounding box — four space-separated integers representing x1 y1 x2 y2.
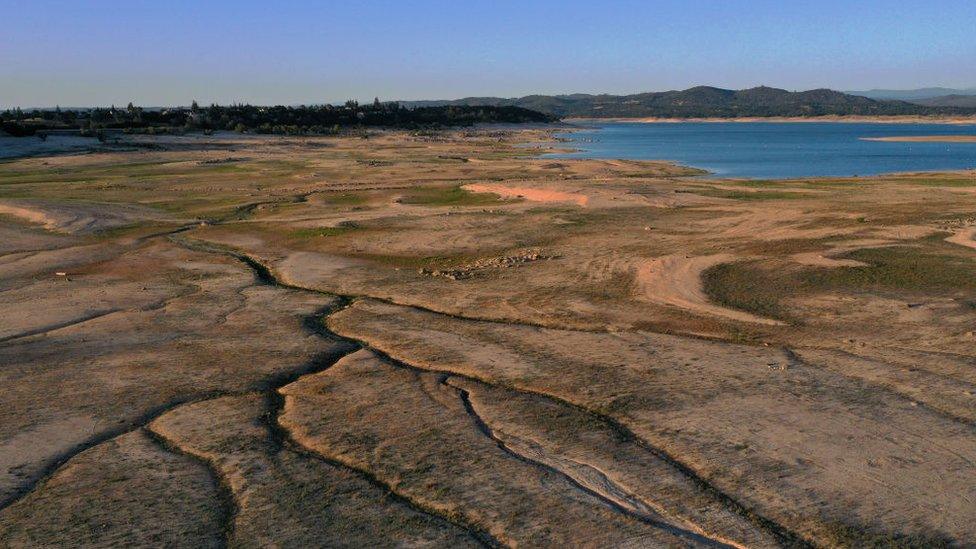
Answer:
2 0 975 109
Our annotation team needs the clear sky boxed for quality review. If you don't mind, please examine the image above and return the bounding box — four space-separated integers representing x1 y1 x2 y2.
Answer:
2 0 975 108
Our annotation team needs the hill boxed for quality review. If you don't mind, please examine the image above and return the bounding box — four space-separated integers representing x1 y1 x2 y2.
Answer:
400 86 976 118
846 87 976 101
909 94 976 108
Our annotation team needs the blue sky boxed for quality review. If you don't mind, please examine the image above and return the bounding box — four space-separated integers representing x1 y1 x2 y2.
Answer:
2 0 975 107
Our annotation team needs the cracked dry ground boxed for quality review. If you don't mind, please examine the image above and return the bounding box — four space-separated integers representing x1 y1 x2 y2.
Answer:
0 131 974 548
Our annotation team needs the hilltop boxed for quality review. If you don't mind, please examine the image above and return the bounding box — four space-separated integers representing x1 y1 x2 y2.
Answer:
401 86 976 118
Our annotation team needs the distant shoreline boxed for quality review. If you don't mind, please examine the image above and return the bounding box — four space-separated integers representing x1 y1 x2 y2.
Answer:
860 135 976 143
565 115 976 125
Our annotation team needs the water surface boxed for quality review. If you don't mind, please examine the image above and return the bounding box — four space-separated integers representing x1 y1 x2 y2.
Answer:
549 122 976 179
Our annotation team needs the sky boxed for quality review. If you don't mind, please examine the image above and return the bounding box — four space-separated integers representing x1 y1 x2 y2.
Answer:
2 0 975 108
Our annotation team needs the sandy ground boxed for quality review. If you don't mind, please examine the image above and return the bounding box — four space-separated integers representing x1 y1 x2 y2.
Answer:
1 129 975 547
861 135 976 142
464 182 589 206
946 226 976 250
0 199 177 234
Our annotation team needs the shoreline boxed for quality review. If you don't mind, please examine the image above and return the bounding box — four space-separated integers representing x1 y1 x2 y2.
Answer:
860 135 976 143
564 115 976 125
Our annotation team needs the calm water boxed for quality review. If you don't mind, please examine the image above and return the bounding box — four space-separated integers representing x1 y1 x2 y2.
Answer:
549 122 976 179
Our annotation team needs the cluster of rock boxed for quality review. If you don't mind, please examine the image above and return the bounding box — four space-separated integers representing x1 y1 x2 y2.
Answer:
419 250 555 280
939 216 976 230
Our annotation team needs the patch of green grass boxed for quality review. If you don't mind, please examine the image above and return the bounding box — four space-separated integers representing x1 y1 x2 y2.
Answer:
398 185 516 207
621 166 707 178
355 248 526 271
289 225 358 239
319 192 368 206
149 196 252 218
894 177 976 187
730 179 785 188
0 161 247 187
356 253 465 270
252 159 309 171
702 262 793 321
703 243 976 322
726 328 764 345
87 223 159 240
801 245 976 293
742 177 868 188
692 189 810 201
739 237 839 256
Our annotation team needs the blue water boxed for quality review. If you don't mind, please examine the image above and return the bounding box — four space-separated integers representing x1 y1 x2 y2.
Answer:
548 122 976 179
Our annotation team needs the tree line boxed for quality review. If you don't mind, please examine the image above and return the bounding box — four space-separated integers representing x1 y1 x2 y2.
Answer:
0 99 556 137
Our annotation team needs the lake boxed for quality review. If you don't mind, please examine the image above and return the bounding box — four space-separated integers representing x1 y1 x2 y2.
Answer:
549 122 976 179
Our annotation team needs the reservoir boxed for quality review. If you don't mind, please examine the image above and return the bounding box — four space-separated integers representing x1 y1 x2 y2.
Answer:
550 122 976 178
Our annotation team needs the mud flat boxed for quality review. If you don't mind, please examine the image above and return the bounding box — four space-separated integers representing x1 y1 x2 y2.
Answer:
1 129 975 547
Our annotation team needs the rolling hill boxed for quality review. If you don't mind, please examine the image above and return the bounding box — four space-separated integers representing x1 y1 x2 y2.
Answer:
401 86 976 118
846 87 976 101
909 94 976 108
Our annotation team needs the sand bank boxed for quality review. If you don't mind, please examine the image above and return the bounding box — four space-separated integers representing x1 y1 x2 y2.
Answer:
860 135 976 143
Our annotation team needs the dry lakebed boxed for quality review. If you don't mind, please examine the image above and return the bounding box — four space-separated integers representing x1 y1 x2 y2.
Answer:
1 128 975 548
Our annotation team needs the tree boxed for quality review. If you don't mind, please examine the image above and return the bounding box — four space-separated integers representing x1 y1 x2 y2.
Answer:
126 102 143 123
